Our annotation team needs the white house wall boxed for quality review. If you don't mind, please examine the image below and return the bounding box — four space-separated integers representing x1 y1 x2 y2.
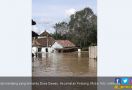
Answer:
41 47 54 53
32 42 63 54
32 47 54 53
32 47 37 53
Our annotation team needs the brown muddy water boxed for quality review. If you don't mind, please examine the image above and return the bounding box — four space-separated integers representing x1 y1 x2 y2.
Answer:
32 52 97 77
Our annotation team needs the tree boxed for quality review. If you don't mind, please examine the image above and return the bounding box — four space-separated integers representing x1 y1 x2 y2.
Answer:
69 7 97 47
53 22 69 39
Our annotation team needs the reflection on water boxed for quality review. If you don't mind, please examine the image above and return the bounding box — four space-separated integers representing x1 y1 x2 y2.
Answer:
32 52 97 77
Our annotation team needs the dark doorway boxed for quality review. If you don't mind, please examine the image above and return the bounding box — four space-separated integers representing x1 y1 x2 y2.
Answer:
46 48 48 52
38 48 42 52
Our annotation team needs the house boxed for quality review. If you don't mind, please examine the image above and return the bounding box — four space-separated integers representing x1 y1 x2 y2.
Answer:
52 40 77 53
32 31 77 53
32 31 55 53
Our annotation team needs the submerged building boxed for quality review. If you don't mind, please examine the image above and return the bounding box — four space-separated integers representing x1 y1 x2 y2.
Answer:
52 40 77 53
32 31 55 53
32 30 76 53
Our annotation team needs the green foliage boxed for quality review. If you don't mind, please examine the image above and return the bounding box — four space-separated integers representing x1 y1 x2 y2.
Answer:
52 7 97 48
51 33 68 40
54 22 69 35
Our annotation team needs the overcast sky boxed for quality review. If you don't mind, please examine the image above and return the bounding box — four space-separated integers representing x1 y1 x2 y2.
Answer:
32 0 97 34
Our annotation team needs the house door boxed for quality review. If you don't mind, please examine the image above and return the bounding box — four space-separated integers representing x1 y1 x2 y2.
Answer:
38 48 42 52
46 48 48 52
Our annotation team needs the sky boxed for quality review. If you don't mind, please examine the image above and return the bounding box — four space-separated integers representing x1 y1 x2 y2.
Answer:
32 0 97 34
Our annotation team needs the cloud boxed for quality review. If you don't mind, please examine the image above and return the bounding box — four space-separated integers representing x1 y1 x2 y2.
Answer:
36 18 52 25
32 23 55 34
65 8 76 16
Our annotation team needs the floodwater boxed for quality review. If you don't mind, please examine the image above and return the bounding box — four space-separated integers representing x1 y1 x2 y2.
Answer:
32 52 97 77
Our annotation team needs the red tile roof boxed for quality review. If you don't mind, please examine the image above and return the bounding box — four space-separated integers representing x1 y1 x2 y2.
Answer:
56 40 75 48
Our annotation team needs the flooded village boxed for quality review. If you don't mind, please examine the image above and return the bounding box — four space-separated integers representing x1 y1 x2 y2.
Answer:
32 30 97 77
32 4 97 76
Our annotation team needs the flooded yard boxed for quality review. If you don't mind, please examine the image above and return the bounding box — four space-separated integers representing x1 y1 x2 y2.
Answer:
32 52 97 77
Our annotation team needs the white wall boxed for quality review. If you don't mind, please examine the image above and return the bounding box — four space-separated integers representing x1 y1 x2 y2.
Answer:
32 47 54 53
0 0 31 76
42 47 53 53
98 0 132 76
32 47 38 53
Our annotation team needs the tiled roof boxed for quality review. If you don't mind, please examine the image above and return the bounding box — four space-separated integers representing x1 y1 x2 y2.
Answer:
33 37 55 47
56 40 75 48
32 39 41 46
